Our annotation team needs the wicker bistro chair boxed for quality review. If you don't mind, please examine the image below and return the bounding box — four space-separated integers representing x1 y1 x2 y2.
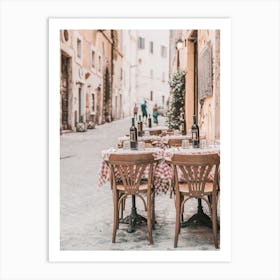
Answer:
106 153 160 244
166 129 174 136
167 138 183 148
148 129 162 136
167 153 220 248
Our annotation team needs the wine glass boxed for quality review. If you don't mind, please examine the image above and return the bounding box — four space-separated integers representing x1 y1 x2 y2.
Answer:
123 140 130 150
201 139 207 149
138 141 145 151
181 139 190 149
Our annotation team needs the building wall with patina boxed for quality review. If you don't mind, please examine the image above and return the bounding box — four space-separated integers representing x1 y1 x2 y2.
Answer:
111 30 124 120
121 30 138 118
60 29 116 131
196 30 220 141
171 29 220 141
135 30 170 115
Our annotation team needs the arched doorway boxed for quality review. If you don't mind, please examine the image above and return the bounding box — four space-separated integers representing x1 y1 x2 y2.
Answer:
60 53 71 130
103 67 111 122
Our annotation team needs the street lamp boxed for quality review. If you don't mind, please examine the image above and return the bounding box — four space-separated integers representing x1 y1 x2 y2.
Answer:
176 38 184 69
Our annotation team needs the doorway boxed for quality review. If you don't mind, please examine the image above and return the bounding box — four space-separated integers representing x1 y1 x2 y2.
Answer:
104 67 111 122
60 54 71 130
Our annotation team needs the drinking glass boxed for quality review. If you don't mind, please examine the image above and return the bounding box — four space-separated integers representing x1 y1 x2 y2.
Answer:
181 139 190 149
214 140 220 148
201 139 207 149
123 140 130 150
138 141 145 151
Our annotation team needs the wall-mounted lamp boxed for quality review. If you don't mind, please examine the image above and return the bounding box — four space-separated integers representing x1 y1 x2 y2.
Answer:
176 39 183 69
176 38 184 50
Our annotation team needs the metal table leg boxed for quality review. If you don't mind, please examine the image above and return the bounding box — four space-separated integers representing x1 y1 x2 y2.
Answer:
119 195 147 233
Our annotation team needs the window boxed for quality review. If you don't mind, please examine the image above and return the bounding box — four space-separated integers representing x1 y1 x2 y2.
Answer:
63 30 69 42
161 45 167 58
162 95 165 106
98 55 101 72
77 38 81 58
162 72 165 82
150 91 153 101
102 42 105 55
138 37 145 49
149 41 153 54
91 50 95 68
92 94 95 111
150 69 153 79
120 68 123 80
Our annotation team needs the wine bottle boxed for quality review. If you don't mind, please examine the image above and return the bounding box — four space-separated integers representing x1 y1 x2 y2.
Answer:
148 114 152 128
138 115 143 137
181 113 187 135
191 115 200 148
130 117 138 150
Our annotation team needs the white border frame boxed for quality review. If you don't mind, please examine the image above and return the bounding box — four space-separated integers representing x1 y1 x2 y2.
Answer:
49 18 231 262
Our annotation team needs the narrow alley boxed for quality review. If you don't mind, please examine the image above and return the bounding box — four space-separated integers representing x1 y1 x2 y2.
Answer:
60 116 217 250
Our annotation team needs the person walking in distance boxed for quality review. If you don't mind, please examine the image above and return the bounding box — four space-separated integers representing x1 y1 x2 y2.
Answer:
152 103 158 125
141 100 148 123
133 103 138 119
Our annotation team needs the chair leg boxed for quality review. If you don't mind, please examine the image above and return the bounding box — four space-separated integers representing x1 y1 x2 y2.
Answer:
179 194 184 233
174 194 181 248
152 191 156 230
212 202 219 249
116 191 120 230
119 194 124 221
147 193 153 245
112 189 119 243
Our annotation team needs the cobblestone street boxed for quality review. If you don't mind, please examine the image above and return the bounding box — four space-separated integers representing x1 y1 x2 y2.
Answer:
60 116 219 250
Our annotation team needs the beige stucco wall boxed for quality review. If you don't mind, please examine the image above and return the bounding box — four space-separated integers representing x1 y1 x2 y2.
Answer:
184 40 195 132
175 29 220 141
60 30 116 129
197 30 220 141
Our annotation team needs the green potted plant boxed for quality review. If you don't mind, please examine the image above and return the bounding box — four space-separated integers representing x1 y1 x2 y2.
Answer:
166 70 186 129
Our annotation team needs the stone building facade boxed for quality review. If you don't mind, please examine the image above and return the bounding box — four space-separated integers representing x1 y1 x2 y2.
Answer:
60 29 123 132
60 29 170 133
135 30 170 115
169 30 220 141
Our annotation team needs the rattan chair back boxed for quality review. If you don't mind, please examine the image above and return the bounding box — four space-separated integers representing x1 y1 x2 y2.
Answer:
172 153 220 197
108 153 156 195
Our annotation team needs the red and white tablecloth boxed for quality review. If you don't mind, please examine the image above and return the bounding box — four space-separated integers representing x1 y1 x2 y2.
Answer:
97 147 171 193
97 146 220 194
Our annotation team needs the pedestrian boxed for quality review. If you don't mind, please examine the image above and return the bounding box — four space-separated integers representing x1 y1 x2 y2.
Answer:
133 103 138 119
152 103 158 125
141 100 148 123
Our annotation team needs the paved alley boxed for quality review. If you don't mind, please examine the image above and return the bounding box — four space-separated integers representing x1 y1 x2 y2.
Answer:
60 116 218 250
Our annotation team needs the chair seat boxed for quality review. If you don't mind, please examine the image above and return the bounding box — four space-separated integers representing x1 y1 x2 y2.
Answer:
116 184 149 192
179 182 213 194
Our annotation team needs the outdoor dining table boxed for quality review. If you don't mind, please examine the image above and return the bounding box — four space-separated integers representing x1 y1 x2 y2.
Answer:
118 135 161 146
142 125 168 132
98 143 220 231
161 134 192 144
164 145 220 228
118 134 192 150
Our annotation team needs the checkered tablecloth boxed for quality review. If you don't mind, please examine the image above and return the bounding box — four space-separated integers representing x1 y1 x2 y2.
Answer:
97 147 172 193
97 146 220 194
